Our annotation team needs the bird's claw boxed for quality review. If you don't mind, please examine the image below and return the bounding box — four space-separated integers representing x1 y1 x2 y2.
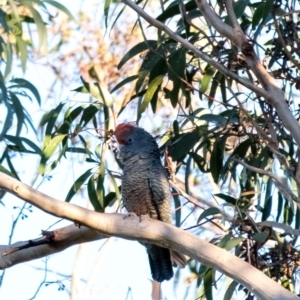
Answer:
74 222 82 228
139 214 150 221
123 212 138 220
123 212 150 222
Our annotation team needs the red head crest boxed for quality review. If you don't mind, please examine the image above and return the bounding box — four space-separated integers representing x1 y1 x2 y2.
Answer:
114 122 137 144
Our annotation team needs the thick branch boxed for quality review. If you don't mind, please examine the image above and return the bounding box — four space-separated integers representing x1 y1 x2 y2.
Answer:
194 0 300 146
0 224 106 268
196 0 276 89
0 172 298 300
121 0 300 147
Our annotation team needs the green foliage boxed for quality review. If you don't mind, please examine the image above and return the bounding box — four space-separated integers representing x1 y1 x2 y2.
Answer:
2 0 300 298
66 168 93 202
32 0 300 296
224 281 239 300
203 268 213 300
0 0 73 77
139 75 163 120
0 1 73 178
103 0 300 295
75 77 113 107
197 207 220 223
0 75 42 178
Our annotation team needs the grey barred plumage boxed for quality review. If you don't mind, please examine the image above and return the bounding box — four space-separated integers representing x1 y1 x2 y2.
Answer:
114 123 174 282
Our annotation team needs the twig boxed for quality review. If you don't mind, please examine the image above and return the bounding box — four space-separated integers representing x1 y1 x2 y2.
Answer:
272 12 300 70
257 221 300 237
178 0 213 47
194 0 300 147
231 156 300 204
0 202 28 286
121 0 269 99
224 0 242 30
122 0 300 148
28 258 49 300
170 180 206 210
227 84 294 179
1 231 54 257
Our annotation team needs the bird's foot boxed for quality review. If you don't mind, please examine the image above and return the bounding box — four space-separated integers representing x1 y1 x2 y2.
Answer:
139 214 151 222
74 222 82 228
123 212 138 220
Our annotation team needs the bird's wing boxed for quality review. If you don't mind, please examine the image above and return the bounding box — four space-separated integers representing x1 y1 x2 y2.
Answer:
148 163 172 223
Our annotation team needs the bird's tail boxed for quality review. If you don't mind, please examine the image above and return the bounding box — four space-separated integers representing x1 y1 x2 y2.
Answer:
146 244 173 282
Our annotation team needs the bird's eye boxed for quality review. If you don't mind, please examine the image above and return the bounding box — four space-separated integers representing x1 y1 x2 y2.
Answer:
127 138 133 144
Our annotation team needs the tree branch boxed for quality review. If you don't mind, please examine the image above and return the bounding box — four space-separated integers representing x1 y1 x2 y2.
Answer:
232 157 300 204
0 172 298 300
194 0 300 147
121 0 300 147
121 0 269 99
272 12 300 70
196 0 277 90
258 221 300 237
0 224 106 269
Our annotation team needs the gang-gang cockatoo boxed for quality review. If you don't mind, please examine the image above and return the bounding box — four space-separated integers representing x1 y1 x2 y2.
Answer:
114 123 186 282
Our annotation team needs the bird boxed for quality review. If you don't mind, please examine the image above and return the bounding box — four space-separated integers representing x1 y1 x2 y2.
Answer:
113 122 185 282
